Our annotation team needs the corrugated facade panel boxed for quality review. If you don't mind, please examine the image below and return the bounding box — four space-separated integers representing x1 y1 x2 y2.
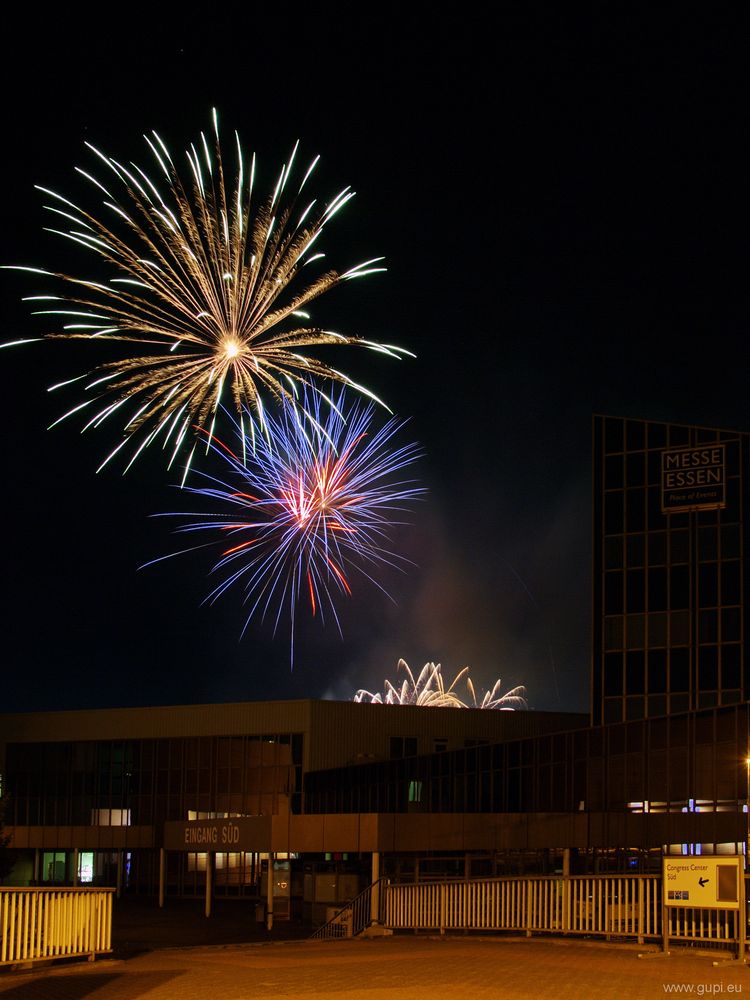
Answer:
7 826 155 850
12 813 733 854
0 701 314 743
0 700 586 777
306 702 587 773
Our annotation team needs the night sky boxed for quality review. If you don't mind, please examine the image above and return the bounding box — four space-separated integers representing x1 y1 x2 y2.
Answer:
1 9 748 715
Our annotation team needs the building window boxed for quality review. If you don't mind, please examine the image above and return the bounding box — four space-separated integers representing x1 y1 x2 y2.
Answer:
699 610 718 643
625 614 645 650
605 493 625 534
626 534 646 568
669 566 690 609
698 646 718 690
626 571 646 613
389 737 417 759
670 531 689 564
605 455 624 490
721 524 740 558
698 527 718 561
408 781 423 803
648 650 667 693
648 613 668 647
42 852 67 883
91 809 131 826
605 572 624 614
78 852 95 883
604 616 623 650
670 650 690 692
604 536 623 569
648 532 667 566
721 645 741 688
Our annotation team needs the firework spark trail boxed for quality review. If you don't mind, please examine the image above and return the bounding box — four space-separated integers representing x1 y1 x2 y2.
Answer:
354 659 527 708
3 111 412 473
143 390 424 659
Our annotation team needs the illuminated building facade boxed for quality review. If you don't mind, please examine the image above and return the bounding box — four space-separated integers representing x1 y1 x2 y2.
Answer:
306 703 750 870
3 414 750 904
0 701 580 895
592 415 750 726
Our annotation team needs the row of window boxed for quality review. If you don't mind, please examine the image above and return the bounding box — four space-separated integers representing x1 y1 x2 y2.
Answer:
604 563 742 614
603 645 743 694
599 418 739 456
602 484 742 534
604 610 742 650
10 735 304 772
5 735 304 826
306 705 750 814
604 526 742 569
307 750 747 814
602 691 743 723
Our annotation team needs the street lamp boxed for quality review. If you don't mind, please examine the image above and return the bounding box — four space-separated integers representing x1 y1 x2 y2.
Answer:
745 758 750 869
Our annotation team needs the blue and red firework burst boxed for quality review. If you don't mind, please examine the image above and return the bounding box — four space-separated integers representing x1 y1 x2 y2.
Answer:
147 390 423 655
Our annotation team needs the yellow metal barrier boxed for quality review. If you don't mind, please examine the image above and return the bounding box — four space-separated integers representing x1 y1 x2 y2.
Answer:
0 888 114 966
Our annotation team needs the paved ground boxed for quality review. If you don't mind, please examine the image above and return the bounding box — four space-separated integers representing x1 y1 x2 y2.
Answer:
111 897 309 952
2 936 750 999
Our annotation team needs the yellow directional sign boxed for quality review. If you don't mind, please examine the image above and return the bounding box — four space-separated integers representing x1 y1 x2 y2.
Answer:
663 856 742 910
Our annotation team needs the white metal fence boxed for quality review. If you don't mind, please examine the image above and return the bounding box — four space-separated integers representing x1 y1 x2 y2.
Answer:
0 888 114 966
383 874 743 946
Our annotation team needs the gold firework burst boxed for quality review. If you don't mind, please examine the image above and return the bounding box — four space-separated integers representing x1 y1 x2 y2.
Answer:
6 110 411 474
354 659 528 709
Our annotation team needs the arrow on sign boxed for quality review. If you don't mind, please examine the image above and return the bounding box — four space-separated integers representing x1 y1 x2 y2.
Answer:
698 877 709 887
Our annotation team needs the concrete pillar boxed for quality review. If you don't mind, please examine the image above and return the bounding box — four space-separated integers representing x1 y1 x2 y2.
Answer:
205 853 213 919
158 848 166 908
33 849 40 885
72 848 79 887
266 855 274 931
370 851 380 925
562 848 571 878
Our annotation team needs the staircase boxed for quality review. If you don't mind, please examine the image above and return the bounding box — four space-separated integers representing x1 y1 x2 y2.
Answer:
309 877 391 940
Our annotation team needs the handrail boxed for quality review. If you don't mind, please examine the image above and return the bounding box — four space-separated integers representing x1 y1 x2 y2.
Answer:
382 873 746 949
309 876 389 940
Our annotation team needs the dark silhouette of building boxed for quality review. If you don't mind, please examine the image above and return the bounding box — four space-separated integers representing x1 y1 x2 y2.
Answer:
592 415 750 726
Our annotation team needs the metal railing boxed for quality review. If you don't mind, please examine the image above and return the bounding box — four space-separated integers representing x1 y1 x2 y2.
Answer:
310 877 388 940
0 888 114 966
383 874 742 947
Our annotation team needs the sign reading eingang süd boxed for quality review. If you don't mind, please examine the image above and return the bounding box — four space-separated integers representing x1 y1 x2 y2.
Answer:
163 816 271 852
661 444 726 514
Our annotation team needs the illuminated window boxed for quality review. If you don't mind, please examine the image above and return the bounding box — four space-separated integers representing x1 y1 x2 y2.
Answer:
42 852 66 883
78 852 94 883
91 809 131 826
